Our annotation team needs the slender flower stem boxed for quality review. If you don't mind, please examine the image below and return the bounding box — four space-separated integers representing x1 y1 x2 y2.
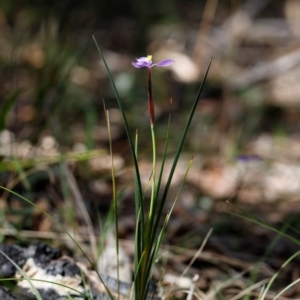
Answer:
148 68 154 125
147 67 156 220
149 123 156 221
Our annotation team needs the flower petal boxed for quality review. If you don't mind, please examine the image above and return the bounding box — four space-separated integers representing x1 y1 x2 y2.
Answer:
132 62 147 68
153 59 175 67
132 57 153 68
136 57 149 63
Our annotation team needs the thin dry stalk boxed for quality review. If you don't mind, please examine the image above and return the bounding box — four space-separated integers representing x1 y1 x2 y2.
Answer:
193 0 219 68
228 278 270 300
180 228 213 279
62 163 98 261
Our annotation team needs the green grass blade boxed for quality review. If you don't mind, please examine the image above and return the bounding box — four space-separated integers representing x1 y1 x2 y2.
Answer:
134 208 142 299
9 159 31 191
227 203 300 247
260 250 300 300
147 158 194 282
152 60 212 244
142 212 170 300
244 216 294 300
0 90 20 131
0 149 107 172
134 129 144 236
92 36 143 205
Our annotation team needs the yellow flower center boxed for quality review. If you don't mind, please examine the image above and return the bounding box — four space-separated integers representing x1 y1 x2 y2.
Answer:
147 55 152 62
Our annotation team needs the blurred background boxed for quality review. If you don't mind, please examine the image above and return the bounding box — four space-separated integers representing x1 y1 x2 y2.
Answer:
1 0 300 296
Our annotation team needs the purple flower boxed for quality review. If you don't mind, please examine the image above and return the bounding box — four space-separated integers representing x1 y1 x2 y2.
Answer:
132 55 174 125
132 55 174 68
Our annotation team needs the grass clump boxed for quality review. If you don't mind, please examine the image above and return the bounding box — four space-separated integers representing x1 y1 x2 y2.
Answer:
93 37 211 300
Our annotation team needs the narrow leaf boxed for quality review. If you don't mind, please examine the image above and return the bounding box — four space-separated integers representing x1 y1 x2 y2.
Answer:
0 90 20 131
92 36 143 204
152 60 212 245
